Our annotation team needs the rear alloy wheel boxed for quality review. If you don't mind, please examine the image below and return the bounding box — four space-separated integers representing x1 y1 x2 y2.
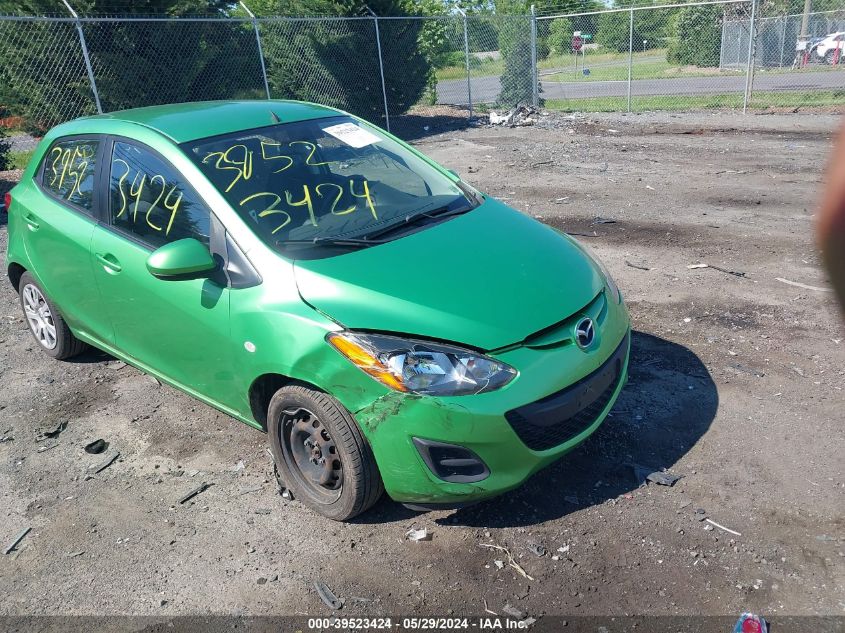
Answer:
267 385 383 521
18 272 87 360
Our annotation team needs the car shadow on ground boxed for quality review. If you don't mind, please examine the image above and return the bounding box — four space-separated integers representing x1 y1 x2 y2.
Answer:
359 330 718 527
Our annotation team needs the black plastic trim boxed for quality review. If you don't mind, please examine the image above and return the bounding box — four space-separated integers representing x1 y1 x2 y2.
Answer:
412 437 490 484
505 331 629 452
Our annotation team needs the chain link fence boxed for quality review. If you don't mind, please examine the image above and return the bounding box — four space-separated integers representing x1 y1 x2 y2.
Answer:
1 1 844 144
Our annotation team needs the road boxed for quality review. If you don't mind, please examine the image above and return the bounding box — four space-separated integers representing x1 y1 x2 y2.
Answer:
437 68 845 103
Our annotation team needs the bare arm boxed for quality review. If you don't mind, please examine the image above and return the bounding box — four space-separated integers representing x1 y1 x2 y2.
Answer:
818 123 845 312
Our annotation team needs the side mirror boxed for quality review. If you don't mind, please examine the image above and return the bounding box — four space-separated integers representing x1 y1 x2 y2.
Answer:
146 238 216 280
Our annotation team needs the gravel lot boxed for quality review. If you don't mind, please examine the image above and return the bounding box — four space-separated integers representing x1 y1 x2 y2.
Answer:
0 111 843 627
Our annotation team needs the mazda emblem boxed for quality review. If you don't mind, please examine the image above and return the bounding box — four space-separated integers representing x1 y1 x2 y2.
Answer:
575 317 595 349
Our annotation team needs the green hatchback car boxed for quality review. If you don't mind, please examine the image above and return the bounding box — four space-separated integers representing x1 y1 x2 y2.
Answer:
5 100 630 520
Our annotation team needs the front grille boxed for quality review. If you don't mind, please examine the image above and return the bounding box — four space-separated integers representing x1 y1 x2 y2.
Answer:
505 333 628 451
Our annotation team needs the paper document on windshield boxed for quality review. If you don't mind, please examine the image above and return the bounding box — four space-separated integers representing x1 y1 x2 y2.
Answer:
323 123 381 149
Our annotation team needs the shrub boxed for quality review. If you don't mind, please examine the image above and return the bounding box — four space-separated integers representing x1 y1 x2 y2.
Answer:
0 127 10 171
666 4 722 67
547 17 574 56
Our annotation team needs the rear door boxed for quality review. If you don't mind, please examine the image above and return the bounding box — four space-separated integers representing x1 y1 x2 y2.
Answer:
22 136 113 343
90 137 237 406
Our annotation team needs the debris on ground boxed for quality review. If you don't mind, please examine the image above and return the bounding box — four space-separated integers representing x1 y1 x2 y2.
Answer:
494 560 505 569
231 460 245 472
687 262 747 277
775 277 831 292
35 421 67 442
238 485 263 495
528 543 547 557
625 260 651 271
84 439 108 455
4 527 31 555
733 613 768 633
0 434 13 443
405 527 431 542
36 444 58 453
628 463 654 486
705 518 742 536
106 360 126 370
488 105 538 127
591 216 616 225
91 450 120 474
483 598 497 615
178 482 212 505
66 551 84 558
502 604 525 619
479 543 535 581
314 581 343 610
646 470 682 487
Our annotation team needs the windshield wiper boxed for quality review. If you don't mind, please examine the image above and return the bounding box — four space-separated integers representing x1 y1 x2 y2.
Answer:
362 204 474 241
276 236 386 249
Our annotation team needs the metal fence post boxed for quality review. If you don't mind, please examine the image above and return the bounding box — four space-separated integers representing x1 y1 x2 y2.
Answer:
457 7 473 119
367 8 390 132
530 5 539 107
61 0 102 114
240 1 271 100
626 7 634 113
743 0 758 113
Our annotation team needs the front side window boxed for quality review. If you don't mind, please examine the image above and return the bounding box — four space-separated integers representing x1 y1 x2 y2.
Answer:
42 138 99 211
183 116 476 252
109 141 210 248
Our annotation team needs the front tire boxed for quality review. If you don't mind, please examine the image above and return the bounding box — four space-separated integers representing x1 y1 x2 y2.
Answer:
267 385 383 521
18 272 87 360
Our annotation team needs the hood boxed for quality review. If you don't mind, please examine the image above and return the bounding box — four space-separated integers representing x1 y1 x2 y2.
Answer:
293 199 604 350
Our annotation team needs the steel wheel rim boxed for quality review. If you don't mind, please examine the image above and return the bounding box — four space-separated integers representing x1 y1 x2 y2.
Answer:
280 407 343 503
22 284 57 350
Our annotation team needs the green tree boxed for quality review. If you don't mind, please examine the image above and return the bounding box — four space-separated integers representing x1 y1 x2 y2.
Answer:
492 0 537 106
666 4 722 67
547 16 573 55
253 0 432 121
0 0 257 130
595 5 668 53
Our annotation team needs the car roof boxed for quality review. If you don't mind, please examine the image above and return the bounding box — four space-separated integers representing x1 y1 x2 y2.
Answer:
77 100 344 144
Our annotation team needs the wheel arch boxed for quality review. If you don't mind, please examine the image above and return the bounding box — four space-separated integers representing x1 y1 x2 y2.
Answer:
7 262 26 292
248 373 326 431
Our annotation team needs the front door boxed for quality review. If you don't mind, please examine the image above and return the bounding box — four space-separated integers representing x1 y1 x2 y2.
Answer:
90 138 237 408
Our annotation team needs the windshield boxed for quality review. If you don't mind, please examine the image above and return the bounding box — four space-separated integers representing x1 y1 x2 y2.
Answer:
184 115 476 250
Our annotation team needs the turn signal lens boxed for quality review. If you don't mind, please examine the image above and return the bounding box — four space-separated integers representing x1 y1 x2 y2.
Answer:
327 333 408 392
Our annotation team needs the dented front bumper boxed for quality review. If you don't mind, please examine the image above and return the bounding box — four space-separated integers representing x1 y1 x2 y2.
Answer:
352 308 631 506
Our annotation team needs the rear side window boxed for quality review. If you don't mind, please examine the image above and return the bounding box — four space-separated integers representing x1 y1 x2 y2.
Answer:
109 141 210 248
41 139 100 211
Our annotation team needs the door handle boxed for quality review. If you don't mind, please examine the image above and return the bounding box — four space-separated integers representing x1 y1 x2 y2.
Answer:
95 253 122 273
24 214 40 231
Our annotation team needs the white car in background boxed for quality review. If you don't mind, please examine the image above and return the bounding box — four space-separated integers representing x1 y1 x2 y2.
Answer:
815 31 845 64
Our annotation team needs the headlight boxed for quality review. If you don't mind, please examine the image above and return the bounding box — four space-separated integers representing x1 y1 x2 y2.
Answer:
327 331 516 396
584 249 621 304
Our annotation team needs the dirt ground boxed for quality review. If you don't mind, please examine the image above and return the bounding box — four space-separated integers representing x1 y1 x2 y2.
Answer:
0 111 843 628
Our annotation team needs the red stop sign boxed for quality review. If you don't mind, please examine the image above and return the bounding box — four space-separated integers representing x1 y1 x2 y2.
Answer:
572 35 583 52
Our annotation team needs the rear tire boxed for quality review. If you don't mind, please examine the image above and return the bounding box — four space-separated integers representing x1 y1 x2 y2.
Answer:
18 271 87 360
267 384 383 521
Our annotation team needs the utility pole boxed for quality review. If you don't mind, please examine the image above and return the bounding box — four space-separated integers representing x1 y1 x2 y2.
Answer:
799 0 812 41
